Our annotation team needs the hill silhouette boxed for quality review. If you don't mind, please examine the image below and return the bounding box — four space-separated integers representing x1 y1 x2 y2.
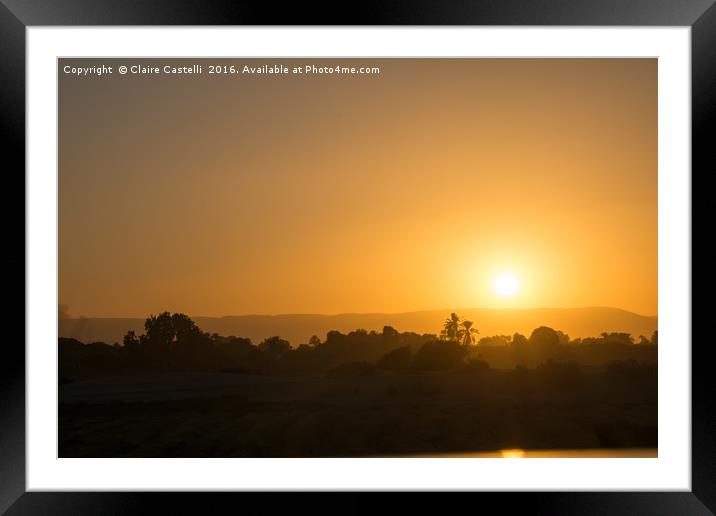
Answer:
59 306 656 347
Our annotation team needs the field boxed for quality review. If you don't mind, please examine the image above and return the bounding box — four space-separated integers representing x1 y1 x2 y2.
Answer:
59 368 657 457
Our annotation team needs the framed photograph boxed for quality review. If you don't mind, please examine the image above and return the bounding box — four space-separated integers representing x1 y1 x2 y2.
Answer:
6 0 710 512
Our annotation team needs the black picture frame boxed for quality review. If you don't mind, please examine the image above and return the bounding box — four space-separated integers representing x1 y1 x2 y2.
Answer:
4 1 710 513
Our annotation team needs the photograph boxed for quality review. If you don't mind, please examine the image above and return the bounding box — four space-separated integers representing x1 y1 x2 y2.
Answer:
57 57 659 459
2 0 709 504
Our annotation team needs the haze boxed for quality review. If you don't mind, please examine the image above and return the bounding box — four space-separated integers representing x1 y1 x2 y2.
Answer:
59 58 657 318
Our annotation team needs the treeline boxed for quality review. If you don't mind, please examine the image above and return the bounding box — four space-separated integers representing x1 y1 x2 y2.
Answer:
59 311 657 381
477 327 657 369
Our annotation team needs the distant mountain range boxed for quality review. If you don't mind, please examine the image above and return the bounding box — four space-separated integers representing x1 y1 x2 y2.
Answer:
59 307 657 346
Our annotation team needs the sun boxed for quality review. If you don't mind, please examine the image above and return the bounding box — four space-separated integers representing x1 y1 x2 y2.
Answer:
494 273 520 298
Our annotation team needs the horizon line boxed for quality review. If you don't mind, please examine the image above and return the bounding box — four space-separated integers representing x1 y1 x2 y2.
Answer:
60 305 659 320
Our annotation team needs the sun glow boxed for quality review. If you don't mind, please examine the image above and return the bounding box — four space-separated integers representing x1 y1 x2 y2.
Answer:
494 273 520 298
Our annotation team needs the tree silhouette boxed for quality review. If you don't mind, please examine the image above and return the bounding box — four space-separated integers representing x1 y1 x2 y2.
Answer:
258 336 291 358
171 313 202 343
458 320 479 346
62 312 657 380
123 330 139 348
145 312 175 349
413 340 467 371
376 346 412 372
530 326 560 348
442 312 461 342
382 325 400 340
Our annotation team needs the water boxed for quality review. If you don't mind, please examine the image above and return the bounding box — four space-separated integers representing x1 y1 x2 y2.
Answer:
412 448 657 458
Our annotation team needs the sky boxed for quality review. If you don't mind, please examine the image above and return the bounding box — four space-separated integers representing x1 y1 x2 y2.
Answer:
59 58 657 318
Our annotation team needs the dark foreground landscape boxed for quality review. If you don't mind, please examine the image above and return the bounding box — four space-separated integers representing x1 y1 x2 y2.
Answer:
59 311 657 457
59 369 656 457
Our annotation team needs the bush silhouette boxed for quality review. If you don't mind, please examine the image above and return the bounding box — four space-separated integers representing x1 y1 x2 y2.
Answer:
258 336 292 358
376 346 412 372
413 340 467 371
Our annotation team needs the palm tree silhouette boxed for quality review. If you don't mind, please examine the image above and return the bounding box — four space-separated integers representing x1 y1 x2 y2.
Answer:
443 312 461 342
458 320 479 346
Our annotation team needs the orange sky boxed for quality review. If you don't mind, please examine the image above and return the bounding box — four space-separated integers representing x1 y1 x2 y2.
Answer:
59 58 657 318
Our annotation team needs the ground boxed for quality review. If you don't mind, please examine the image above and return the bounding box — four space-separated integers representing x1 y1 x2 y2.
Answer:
59 369 657 457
